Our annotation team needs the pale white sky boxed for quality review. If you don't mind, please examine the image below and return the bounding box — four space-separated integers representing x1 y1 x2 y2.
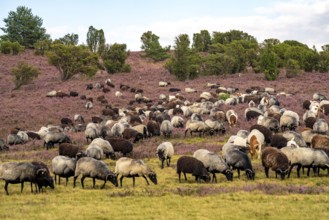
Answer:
1 0 329 51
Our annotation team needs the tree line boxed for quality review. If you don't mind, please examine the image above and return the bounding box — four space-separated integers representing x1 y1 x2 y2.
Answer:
1 6 329 89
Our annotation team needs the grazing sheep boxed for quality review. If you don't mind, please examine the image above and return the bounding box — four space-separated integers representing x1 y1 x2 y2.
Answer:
61 117 74 126
74 157 118 189
0 162 54 195
159 81 171 87
110 122 127 138
26 131 41 140
193 149 233 182
85 101 93 110
224 148 255 180
85 123 102 143
43 132 71 150
245 107 263 121
226 109 238 127
74 114 85 123
7 134 25 145
115 157 157 187
304 117 317 129
86 144 104 160
17 131 29 143
132 124 148 138
261 147 289 180
313 118 328 134
115 91 123 98
280 115 298 131
176 156 210 183
205 119 225 135
156 142 174 169
270 134 288 149
171 115 184 128
313 92 327 101
90 138 115 159
52 155 78 185
249 124 272 144
30 161 54 192
311 135 329 149
59 143 84 158
283 131 307 148
257 115 280 133
185 87 197 93
107 138 133 157
146 120 161 137
122 128 144 143
184 120 212 137
160 120 173 138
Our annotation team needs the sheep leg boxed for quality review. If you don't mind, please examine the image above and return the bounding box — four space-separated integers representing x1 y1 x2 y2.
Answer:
288 164 295 178
296 165 301 178
184 129 189 137
58 177 61 185
73 176 78 188
183 173 187 181
167 158 170 167
307 167 311 177
161 160 164 169
65 177 69 186
81 176 85 188
142 175 150 185
237 169 240 179
120 176 124 187
132 177 135 187
4 182 9 195
212 173 217 183
264 167 269 178
178 172 181 183
101 180 106 189
92 178 96 188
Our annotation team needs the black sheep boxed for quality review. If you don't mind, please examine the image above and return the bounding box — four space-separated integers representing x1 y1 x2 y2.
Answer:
59 143 83 158
270 134 288 149
146 120 161 137
92 116 103 124
69 91 79 97
61 117 74 126
176 156 210 183
304 116 317 129
261 147 289 180
169 88 181 92
30 161 55 192
225 149 255 180
107 138 133 156
245 110 262 121
302 100 311 110
122 128 144 143
26 131 41 140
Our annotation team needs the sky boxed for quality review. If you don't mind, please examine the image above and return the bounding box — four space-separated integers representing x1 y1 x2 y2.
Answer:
0 0 329 51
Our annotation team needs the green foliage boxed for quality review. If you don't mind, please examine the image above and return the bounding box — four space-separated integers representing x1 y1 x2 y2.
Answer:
34 39 52 56
1 6 50 48
201 53 236 75
318 45 329 72
46 44 99 81
103 43 131 74
286 59 302 78
165 34 201 81
218 93 230 101
259 50 280 80
86 26 105 55
57 33 79 46
140 31 170 62
0 40 24 55
11 62 39 89
192 30 211 52
212 29 256 45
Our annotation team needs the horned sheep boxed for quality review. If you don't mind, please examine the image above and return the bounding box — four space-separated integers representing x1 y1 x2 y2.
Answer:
261 147 289 180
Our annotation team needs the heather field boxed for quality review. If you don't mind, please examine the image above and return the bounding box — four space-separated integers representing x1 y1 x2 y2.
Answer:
1 50 329 219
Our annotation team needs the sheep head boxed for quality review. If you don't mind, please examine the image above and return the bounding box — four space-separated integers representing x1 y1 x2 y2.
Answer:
246 169 255 180
107 174 118 187
148 172 157 185
224 169 233 181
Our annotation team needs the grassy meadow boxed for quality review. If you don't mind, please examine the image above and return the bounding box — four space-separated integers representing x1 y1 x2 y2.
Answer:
1 136 329 220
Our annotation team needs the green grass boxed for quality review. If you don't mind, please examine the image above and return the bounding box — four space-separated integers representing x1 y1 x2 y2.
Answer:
1 153 329 219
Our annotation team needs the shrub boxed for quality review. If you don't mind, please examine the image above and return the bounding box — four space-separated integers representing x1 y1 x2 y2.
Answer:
286 59 301 78
218 93 230 101
0 41 24 55
34 40 52 56
11 62 40 89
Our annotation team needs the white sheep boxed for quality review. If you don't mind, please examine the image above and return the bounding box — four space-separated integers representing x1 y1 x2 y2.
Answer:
226 109 238 127
85 101 93 110
184 120 212 137
160 120 173 138
115 157 157 187
156 142 174 169
52 155 77 185
86 144 104 160
90 138 115 159
171 116 184 128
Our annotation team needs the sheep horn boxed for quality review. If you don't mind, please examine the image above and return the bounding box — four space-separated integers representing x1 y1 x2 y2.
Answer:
37 168 47 176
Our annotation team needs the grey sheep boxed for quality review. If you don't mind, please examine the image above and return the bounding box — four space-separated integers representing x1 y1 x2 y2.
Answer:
115 157 157 187
261 147 289 180
44 132 71 150
52 155 78 185
193 149 233 182
257 115 280 133
171 115 184 128
224 147 255 180
7 134 25 145
85 122 102 142
74 157 118 189
184 120 212 137
90 138 115 159
283 131 307 148
107 138 133 157
176 156 210 183
0 162 54 195
160 120 173 138
86 144 104 160
156 142 174 169
313 118 328 134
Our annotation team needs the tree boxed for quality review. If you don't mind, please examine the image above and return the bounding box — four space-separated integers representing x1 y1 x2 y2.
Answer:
47 44 99 81
57 33 79 46
1 6 49 48
34 39 52 56
192 30 211 52
86 26 105 55
318 44 329 72
165 34 201 81
286 59 302 78
11 62 39 89
259 50 280 80
140 31 170 61
0 40 24 55
103 43 131 74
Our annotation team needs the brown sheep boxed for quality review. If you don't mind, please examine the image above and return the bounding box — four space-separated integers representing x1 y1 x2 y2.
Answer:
59 143 84 158
312 135 329 149
261 147 289 180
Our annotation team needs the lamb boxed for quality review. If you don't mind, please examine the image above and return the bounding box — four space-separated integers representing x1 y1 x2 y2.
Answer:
59 143 85 158
160 120 173 138
43 132 71 150
89 138 115 159
247 129 265 159
193 149 233 182
52 155 78 185
184 120 212 137
74 157 118 189
224 148 255 180
0 162 54 195
86 144 104 160
176 156 210 183
115 157 157 187
106 138 133 157
156 142 174 169
261 147 289 180
226 109 238 127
